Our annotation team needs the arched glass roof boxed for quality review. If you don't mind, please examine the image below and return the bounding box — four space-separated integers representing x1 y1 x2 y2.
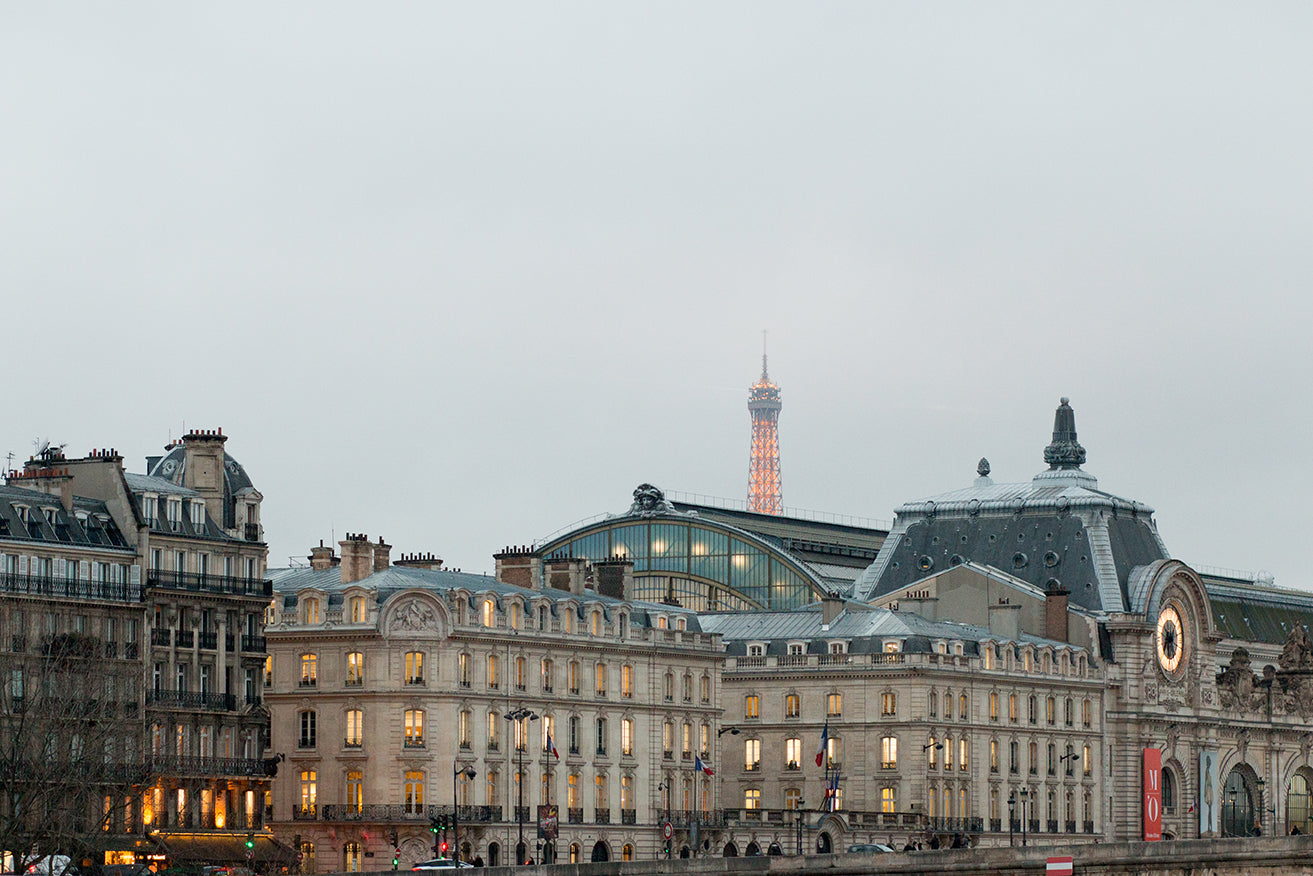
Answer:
538 491 825 612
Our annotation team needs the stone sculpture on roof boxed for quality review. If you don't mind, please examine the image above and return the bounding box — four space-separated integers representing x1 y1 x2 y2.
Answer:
629 483 676 517
1217 647 1265 714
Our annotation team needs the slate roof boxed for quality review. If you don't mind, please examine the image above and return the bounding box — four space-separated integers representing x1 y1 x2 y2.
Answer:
0 484 132 550
854 401 1169 615
268 564 704 631
124 473 201 498
699 602 1079 656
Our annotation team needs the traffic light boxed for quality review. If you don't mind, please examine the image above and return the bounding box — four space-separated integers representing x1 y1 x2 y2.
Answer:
392 848 400 869
429 816 440 834
439 841 448 856
245 833 255 850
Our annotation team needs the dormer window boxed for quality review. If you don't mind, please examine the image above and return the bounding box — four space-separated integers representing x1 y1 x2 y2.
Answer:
41 508 57 525
189 501 205 531
302 597 321 625
141 495 157 524
166 500 181 531
828 642 847 655
787 642 805 656
746 643 765 658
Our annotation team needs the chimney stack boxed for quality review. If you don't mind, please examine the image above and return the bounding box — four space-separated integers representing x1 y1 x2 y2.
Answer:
1045 584 1070 643
595 558 634 600
494 546 541 590
339 533 373 584
373 536 391 573
309 541 337 571
181 429 228 528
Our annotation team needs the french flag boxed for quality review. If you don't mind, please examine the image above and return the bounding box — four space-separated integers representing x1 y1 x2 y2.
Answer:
547 732 560 760
816 721 829 768
695 755 714 777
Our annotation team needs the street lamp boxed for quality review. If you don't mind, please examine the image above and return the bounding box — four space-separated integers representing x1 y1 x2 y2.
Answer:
453 763 477 863
1007 794 1015 847
505 707 540 864
794 800 806 856
1019 788 1029 847
657 781 671 860
718 726 741 738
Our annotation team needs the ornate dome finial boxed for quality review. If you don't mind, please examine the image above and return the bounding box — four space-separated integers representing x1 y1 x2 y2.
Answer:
977 458 991 478
1043 397 1086 470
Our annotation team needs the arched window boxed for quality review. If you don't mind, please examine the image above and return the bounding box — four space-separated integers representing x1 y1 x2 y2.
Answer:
509 602 522 630
1163 767 1176 812
1288 770 1313 835
302 597 320 625
348 596 365 623
1222 768 1256 837
482 599 496 627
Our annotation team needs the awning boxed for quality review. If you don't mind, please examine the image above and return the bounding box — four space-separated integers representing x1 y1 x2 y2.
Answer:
151 833 298 866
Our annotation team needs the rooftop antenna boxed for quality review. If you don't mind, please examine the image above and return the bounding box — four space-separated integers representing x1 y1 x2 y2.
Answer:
761 329 768 379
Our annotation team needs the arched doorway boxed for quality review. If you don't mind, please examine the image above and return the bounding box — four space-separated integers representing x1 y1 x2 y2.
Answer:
1288 769 1313 835
515 841 527 865
590 841 609 863
679 846 690 859
767 842 783 855
816 832 832 854
569 843 580 864
745 842 760 857
487 842 500 867
1222 767 1257 837
722 843 738 857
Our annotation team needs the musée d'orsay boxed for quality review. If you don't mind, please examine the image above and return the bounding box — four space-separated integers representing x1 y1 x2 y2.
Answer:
5 396 1312 872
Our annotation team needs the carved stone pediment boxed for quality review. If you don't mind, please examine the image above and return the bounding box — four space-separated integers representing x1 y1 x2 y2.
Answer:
389 598 439 634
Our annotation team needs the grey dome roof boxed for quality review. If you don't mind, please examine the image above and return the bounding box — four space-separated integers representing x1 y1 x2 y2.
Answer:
147 444 258 528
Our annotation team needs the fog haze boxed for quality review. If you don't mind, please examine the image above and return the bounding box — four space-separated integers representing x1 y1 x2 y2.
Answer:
2 4 1309 584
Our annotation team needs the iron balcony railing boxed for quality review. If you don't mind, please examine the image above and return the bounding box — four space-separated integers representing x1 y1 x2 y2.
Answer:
147 690 237 711
146 569 273 597
245 523 263 542
242 635 266 653
312 804 502 823
0 570 141 603
149 754 270 778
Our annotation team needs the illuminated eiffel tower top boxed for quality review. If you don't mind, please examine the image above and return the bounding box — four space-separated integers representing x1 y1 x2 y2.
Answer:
747 336 782 515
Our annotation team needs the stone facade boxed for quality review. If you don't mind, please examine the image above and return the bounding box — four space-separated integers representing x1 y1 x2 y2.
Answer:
265 541 724 872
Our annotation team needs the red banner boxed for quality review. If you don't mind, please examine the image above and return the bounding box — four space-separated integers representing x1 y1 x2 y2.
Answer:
1143 748 1162 841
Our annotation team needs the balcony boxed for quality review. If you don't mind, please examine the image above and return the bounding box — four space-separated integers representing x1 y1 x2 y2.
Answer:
146 569 273 597
989 818 1002 832
1083 821 1095 833
0 570 141 603
176 630 194 648
149 754 271 778
568 808 583 824
622 809 636 825
242 635 266 653
245 523 263 542
151 629 173 647
928 816 984 834
148 690 237 711
198 631 218 649
124 642 139 659
594 809 610 825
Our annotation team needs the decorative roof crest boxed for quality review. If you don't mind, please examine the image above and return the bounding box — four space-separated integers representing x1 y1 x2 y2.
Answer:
1043 397 1087 470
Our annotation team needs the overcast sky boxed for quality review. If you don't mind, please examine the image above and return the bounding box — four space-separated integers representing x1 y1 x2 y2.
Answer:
3 3 1310 588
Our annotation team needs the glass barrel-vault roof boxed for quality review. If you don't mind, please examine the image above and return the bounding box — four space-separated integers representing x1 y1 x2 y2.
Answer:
538 515 825 612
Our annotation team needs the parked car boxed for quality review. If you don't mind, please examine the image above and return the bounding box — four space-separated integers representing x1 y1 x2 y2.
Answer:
846 843 895 854
412 860 473 871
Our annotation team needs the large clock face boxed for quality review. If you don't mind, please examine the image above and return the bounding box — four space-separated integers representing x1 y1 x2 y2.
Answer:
1157 605 1185 675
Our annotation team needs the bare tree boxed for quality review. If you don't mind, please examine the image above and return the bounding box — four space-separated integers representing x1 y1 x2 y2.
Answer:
0 632 149 874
